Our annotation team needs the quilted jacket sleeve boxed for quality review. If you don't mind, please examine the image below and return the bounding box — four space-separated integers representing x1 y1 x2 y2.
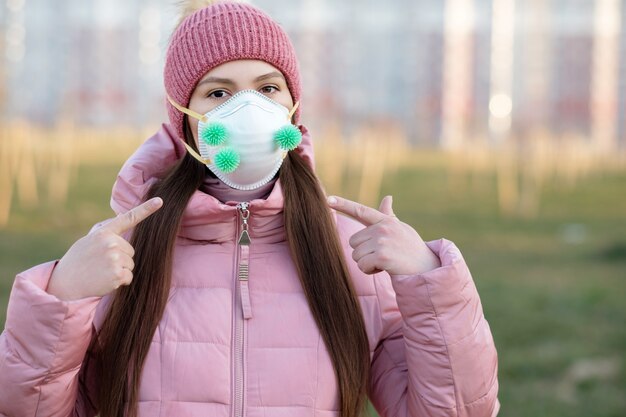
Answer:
368 238 500 417
0 261 102 417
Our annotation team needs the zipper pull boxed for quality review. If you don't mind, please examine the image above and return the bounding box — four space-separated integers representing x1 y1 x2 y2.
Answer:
236 202 252 319
237 202 251 245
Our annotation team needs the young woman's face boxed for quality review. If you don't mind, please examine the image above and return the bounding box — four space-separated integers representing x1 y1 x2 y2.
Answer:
187 59 295 146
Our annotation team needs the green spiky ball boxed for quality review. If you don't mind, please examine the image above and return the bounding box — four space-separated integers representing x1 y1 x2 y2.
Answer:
200 122 228 146
214 147 240 173
274 125 302 151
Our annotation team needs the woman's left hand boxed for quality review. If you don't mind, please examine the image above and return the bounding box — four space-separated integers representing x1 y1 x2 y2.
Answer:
327 195 442 276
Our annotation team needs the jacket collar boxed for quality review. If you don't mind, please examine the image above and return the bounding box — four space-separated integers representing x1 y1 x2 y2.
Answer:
110 122 315 244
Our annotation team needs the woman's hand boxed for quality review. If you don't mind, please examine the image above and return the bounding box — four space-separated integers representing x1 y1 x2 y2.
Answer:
46 197 163 301
327 195 441 276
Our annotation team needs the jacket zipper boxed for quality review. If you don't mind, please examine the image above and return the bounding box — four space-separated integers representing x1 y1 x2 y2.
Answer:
234 202 252 417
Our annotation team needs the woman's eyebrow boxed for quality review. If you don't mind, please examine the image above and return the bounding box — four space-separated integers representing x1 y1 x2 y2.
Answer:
197 71 285 87
197 76 236 86
254 71 285 82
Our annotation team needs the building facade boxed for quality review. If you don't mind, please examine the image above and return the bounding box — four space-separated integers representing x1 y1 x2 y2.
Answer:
0 0 624 148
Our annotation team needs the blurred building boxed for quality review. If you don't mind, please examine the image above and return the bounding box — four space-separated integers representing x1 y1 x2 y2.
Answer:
0 0 624 148
0 0 173 126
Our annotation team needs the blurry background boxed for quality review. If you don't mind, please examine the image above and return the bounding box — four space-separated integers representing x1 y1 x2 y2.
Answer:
1 0 625 416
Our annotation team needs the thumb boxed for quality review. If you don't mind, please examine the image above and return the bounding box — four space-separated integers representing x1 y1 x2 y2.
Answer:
378 195 395 216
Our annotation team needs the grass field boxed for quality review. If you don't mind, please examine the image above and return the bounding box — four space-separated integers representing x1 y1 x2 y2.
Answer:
1 161 625 417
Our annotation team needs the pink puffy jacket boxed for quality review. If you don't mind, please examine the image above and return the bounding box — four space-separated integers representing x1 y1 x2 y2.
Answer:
0 123 500 417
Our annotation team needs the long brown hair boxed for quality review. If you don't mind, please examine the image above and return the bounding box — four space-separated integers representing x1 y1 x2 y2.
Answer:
96 119 371 417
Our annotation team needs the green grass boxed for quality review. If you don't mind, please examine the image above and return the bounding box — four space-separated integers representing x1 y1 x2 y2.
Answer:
1 162 625 416
383 167 626 417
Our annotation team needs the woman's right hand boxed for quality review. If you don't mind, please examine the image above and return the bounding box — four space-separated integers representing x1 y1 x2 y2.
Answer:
46 197 164 301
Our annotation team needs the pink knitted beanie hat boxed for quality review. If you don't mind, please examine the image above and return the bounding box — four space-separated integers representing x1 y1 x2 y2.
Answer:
164 1 302 141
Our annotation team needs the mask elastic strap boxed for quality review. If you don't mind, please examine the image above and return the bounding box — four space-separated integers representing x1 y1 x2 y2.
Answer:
182 141 212 165
167 95 208 123
167 95 212 165
287 101 300 121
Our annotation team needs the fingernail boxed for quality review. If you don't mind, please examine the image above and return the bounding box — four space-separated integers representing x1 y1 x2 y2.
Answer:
151 197 163 208
327 196 337 205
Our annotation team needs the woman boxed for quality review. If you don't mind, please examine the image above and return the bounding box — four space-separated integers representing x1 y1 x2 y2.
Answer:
0 1 500 417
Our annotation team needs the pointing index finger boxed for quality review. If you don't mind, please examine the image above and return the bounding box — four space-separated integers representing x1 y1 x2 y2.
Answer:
103 197 163 235
327 196 386 226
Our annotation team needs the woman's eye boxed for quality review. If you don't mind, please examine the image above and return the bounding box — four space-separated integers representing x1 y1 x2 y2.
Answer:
207 90 229 99
260 85 278 95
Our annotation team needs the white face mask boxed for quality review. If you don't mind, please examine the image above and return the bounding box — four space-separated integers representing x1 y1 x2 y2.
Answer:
168 90 301 190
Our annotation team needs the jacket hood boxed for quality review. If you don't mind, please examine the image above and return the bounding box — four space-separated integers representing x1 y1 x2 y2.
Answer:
110 122 315 243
